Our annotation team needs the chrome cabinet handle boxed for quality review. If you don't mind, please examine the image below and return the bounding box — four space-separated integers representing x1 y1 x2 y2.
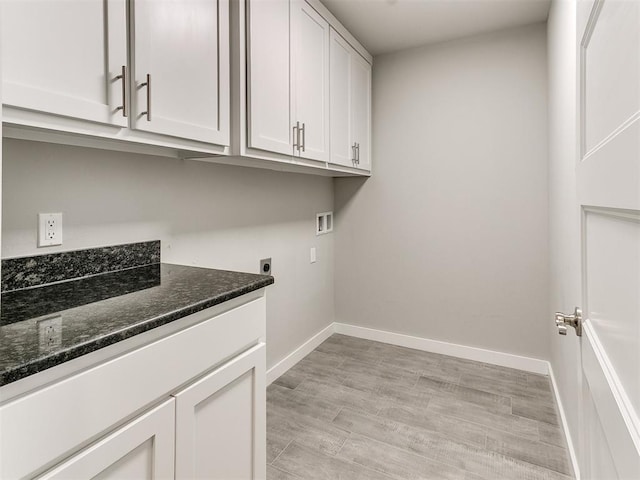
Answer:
356 143 360 164
140 74 151 121
555 307 582 336
115 65 127 118
293 121 300 152
352 143 357 164
300 122 305 152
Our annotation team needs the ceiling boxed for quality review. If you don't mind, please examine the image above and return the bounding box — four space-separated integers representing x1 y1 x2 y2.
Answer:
320 0 551 56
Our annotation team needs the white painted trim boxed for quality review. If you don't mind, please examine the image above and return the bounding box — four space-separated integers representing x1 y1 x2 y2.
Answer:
267 322 551 386
333 323 549 374
583 321 640 456
266 324 334 385
548 362 581 480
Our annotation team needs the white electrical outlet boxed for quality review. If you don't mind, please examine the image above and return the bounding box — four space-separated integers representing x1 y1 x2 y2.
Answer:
38 213 63 247
38 315 62 352
310 247 317 263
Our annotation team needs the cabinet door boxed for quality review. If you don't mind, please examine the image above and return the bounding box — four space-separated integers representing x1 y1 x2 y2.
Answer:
37 399 175 480
1 0 128 127
291 0 330 162
329 30 354 167
350 51 371 171
247 0 292 156
132 0 230 145
174 343 266 480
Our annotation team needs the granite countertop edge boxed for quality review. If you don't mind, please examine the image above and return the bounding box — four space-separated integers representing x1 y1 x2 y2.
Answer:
0 275 274 387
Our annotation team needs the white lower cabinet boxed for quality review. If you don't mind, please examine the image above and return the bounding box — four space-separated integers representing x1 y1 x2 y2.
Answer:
175 344 266 480
0 295 267 480
39 344 266 480
37 399 176 480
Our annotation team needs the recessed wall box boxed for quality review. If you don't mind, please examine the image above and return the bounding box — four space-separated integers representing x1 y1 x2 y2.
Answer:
316 212 333 235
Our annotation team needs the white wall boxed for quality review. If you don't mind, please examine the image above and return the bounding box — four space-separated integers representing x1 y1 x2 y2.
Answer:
1 139 335 369
547 0 581 471
335 24 550 360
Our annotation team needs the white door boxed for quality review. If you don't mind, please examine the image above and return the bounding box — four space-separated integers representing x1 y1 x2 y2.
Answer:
564 1 640 478
247 0 292 156
350 50 371 171
174 344 266 480
1 0 128 127
329 29 353 167
132 0 230 145
37 399 175 480
290 0 330 162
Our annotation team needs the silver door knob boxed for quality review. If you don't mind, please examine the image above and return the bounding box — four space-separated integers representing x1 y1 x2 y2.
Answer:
555 307 582 337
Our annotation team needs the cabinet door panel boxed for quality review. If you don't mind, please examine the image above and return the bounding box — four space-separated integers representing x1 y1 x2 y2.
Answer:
291 0 330 162
351 53 371 171
1 0 127 127
329 30 352 167
175 344 266 480
132 0 230 145
247 0 292 155
38 399 175 480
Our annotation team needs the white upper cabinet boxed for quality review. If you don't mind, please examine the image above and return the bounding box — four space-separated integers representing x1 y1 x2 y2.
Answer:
330 30 353 167
290 0 330 162
330 29 371 170
350 48 372 170
132 0 230 145
2 0 230 151
247 0 292 155
245 0 333 163
1 0 128 127
2 0 370 174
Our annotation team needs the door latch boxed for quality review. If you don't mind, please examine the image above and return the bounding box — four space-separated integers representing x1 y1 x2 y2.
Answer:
555 307 582 336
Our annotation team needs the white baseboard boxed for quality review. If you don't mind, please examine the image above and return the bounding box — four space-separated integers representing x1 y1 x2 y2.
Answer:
266 323 334 385
267 322 549 386
548 363 581 479
333 323 549 375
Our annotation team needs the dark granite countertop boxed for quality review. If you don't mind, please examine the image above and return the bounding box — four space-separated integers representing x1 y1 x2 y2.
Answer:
0 263 274 386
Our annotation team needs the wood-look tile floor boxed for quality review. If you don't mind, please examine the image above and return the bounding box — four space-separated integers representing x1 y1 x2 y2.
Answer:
267 334 574 480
